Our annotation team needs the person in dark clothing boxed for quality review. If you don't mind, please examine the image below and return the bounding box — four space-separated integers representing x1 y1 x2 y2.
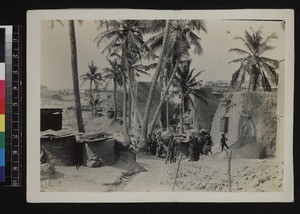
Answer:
188 135 198 161
203 133 213 155
156 133 164 157
147 134 152 154
165 135 176 164
151 133 158 155
198 135 205 156
220 133 229 151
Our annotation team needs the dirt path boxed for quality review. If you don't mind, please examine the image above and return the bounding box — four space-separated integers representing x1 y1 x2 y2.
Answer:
41 152 283 192
124 153 283 192
123 155 176 192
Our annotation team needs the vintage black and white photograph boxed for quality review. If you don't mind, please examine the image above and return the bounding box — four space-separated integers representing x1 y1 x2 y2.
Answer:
27 9 294 202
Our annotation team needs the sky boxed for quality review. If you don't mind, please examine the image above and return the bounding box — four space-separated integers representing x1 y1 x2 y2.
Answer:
41 19 285 90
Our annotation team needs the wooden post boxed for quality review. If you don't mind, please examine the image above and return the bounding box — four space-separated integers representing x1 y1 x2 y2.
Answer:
225 150 232 192
172 153 183 191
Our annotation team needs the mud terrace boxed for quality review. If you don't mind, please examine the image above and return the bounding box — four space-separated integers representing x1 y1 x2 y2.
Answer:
41 153 283 192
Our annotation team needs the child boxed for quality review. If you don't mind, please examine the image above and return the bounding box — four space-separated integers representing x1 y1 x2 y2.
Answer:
220 133 229 151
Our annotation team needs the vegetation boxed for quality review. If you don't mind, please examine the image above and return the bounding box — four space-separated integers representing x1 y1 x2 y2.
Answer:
102 57 122 121
80 60 103 107
229 28 280 92
68 20 85 133
50 20 85 132
95 20 154 145
173 60 208 133
146 20 207 136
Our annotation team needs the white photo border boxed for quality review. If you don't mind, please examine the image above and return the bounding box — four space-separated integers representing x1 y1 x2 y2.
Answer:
27 9 294 203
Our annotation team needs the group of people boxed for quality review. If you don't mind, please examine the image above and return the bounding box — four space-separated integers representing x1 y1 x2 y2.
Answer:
144 131 230 163
146 133 180 164
188 132 213 161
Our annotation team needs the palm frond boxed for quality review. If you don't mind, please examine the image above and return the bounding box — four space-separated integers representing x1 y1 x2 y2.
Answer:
101 36 121 53
191 89 208 106
94 29 121 48
265 32 278 43
187 30 203 55
228 56 249 64
260 69 272 92
187 70 205 86
233 36 254 54
260 61 279 85
230 67 242 87
189 20 207 33
260 57 280 69
229 48 251 56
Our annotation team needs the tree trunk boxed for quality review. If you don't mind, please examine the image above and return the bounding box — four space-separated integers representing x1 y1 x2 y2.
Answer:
127 70 144 125
247 74 252 91
148 60 179 135
113 79 117 121
138 20 171 152
166 98 170 132
179 95 184 134
90 80 94 116
158 73 164 131
128 86 132 128
68 20 85 133
121 72 131 145
90 79 92 100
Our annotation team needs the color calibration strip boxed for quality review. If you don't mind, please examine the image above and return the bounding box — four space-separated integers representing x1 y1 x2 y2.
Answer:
0 26 21 187
10 25 22 186
0 28 5 182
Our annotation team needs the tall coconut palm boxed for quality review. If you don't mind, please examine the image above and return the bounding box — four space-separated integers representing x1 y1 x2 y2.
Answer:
174 60 208 134
95 20 154 145
138 20 172 151
68 20 85 133
229 28 280 92
102 57 122 121
126 51 157 126
50 20 85 132
80 60 103 105
147 19 207 136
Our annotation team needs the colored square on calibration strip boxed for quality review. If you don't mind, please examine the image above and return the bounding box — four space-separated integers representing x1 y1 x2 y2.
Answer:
0 81 4 97
0 28 4 62
0 115 4 132
0 132 4 148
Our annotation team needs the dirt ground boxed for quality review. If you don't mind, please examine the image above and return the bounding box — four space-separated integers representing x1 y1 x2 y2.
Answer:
41 152 283 192
41 98 283 193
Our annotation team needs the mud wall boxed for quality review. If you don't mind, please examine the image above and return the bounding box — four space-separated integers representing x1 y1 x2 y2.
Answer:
210 91 278 158
191 88 220 130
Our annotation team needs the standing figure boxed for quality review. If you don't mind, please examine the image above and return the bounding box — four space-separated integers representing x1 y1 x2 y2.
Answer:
147 134 152 155
156 133 164 157
203 133 213 155
151 133 158 155
188 135 194 161
165 135 176 164
220 133 229 151
198 135 205 156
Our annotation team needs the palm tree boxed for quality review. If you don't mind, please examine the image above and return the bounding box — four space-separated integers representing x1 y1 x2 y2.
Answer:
229 28 280 92
68 20 85 133
147 19 207 136
89 94 104 116
126 51 156 126
95 21 134 144
174 60 208 133
138 20 172 151
80 60 103 105
50 20 85 132
102 57 122 121
95 20 154 145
